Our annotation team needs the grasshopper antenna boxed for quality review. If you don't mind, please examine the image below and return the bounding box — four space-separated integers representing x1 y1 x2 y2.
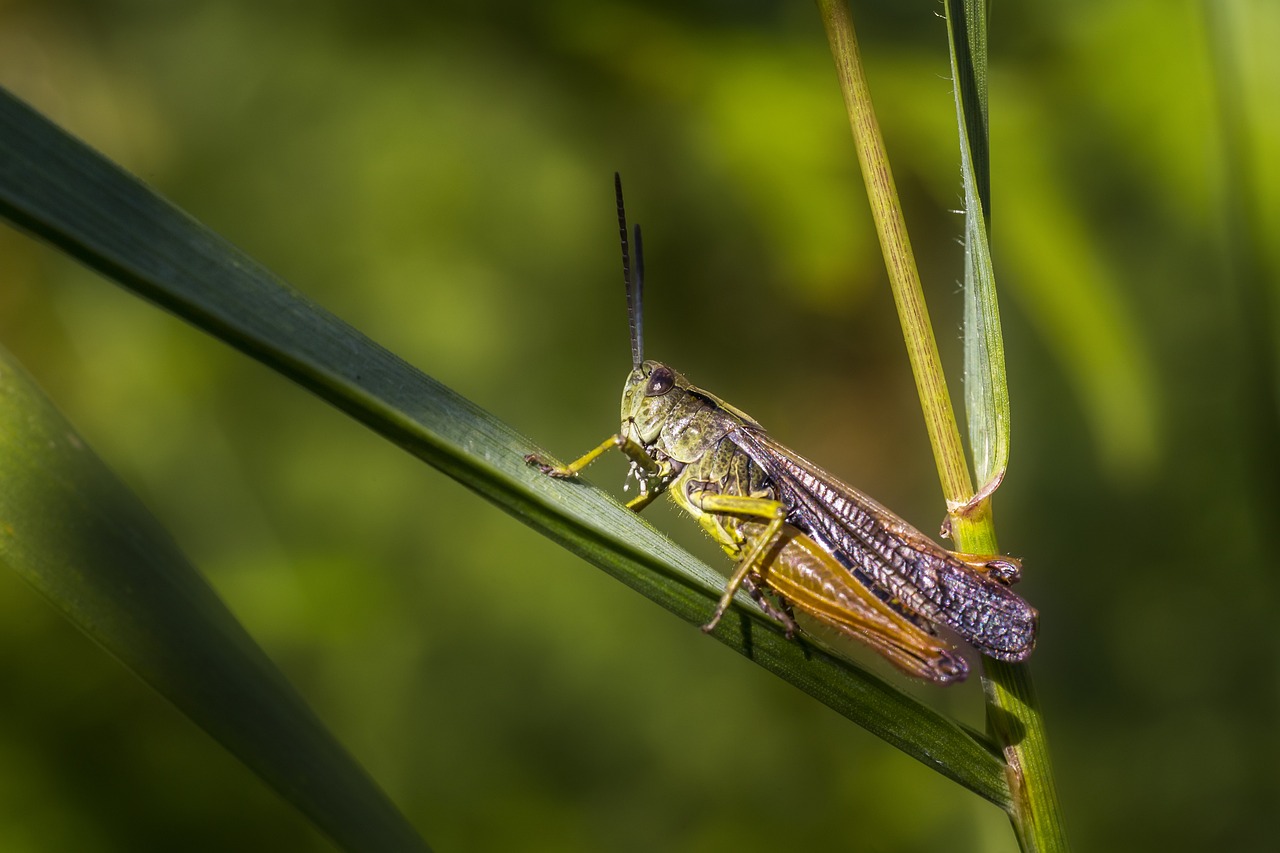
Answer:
632 224 644 362
616 172 644 369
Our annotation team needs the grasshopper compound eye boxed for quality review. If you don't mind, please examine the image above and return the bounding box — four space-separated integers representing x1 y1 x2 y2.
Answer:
644 366 675 397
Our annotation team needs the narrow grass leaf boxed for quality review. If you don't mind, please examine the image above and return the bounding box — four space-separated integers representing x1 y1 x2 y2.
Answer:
0 347 430 852
946 0 1010 503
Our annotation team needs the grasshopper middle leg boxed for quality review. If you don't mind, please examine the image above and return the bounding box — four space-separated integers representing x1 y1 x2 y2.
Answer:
689 491 790 633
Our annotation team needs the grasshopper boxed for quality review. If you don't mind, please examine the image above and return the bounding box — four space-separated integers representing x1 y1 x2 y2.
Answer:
527 175 1036 683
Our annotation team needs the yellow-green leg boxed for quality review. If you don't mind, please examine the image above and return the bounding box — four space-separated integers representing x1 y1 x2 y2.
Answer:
525 435 623 478
526 434 672 511
692 492 789 633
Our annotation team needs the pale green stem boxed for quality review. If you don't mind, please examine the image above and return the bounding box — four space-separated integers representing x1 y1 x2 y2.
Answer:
818 1 1069 850
817 0 974 507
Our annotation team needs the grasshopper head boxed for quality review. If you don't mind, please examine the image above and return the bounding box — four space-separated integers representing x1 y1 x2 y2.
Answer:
620 360 686 447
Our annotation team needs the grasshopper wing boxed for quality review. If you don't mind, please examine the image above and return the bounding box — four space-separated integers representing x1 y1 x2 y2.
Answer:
731 429 1037 662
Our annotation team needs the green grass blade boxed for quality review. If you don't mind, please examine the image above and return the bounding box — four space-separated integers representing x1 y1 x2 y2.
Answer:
0 347 430 852
946 0 1010 502
0 85 1013 807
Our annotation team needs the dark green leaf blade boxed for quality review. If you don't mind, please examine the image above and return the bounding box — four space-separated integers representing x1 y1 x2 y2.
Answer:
0 86 1012 808
0 347 430 852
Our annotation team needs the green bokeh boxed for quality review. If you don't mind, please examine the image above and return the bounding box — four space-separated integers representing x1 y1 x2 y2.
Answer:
2 0 1277 850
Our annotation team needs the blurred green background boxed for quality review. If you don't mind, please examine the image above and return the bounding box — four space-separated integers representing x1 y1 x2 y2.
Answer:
1 0 1277 850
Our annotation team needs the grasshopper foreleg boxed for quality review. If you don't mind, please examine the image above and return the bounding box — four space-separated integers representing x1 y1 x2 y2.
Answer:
527 433 674 510
525 435 624 478
621 449 676 511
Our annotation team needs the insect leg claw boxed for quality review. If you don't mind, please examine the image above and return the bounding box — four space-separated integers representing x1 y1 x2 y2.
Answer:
523 453 575 478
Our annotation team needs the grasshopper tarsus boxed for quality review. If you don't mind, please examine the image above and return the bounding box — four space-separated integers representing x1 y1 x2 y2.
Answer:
524 453 576 479
951 553 1023 585
699 590 796 637
700 596 731 633
983 558 1022 585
